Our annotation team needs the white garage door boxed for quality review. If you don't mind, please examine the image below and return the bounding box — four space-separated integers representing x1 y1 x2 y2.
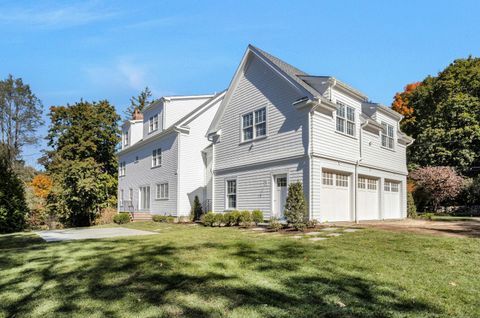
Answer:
357 177 380 220
320 171 351 222
384 180 401 219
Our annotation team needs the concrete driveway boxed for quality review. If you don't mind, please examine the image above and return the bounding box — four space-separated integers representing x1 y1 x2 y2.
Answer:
35 227 158 242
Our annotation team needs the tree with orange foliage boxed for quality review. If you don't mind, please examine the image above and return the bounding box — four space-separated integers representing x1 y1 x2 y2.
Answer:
30 174 52 199
391 82 421 131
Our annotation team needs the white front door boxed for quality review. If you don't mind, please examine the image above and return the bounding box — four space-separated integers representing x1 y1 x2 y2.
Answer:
273 175 288 218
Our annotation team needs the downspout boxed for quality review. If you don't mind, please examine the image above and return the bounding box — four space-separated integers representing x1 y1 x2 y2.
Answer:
355 120 369 224
308 108 313 221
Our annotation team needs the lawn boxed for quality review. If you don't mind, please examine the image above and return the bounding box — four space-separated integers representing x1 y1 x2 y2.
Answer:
1 223 479 318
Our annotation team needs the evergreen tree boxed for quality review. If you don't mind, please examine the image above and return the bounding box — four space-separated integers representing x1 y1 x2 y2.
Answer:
284 182 307 229
192 195 203 221
124 87 153 120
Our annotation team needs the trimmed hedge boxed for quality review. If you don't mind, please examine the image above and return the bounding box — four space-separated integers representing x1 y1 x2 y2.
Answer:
252 210 263 225
113 213 130 224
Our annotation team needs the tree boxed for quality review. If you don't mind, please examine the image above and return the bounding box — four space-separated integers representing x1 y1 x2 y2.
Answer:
284 182 307 229
44 100 120 227
124 87 153 120
0 143 28 233
191 195 203 221
399 57 480 173
410 166 464 212
391 82 421 131
0 75 43 161
26 173 52 229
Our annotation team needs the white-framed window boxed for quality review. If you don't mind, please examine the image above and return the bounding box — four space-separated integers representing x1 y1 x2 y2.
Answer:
336 101 355 136
119 161 126 176
381 122 395 149
358 177 366 189
391 182 399 192
226 179 237 209
336 174 349 187
120 189 124 207
152 148 162 167
149 114 159 133
367 179 377 190
139 186 150 210
322 172 334 186
123 130 129 147
241 107 267 141
384 181 391 192
156 183 169 200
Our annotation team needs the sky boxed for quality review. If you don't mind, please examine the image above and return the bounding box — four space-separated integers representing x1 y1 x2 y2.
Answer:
1 0 479 169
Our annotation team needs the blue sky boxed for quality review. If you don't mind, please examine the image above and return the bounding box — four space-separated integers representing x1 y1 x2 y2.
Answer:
1 0 479 169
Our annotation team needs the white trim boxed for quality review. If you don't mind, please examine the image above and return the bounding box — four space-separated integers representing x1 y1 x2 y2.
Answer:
239 105 268 143
155 182 169 200
224 177 238 211
270 172 289 219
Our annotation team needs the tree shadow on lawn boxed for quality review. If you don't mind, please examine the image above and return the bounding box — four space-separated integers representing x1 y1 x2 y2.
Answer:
1 236 440 318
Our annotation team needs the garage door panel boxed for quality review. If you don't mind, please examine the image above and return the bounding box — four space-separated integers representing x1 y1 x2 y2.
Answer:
320 172 351 222
357 177 380 220
384 181 401 219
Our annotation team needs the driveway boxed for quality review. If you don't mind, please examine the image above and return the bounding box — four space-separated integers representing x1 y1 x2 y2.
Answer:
35 227 158 242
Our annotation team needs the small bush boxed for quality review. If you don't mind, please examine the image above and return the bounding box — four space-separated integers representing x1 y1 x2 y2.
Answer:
152 215 168 222
252 209 263 225
407 192 417 218
268 217 283 232
113 212 130 224
95 207 117 225
239 210 253 227
284 182 307 228
306 219 319 228
420 212 435 220
166 215 176 223
224 211 239 226
292 222 307 232
203 212 215 227
214 213 224 226
191 195 203 221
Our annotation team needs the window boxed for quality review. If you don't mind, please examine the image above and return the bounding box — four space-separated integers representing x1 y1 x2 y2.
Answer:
336 174 348 187
120 189 124 207
336 102 355 136
242 107 267 141
139 186 150 210
367 179 377 190
119 161 126 176
226 180 237 209
391 182 399 192
358 177 366 189
322 172 334 186
384 181 391 192
149 114 159 133
381 122 395 149
123 130 129 146
152 148 162 167
129 188 133 202
156 183 169 200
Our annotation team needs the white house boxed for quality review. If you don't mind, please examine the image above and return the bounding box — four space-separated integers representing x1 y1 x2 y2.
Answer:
117 92 225 218
206 45 413 222
117 45 413 222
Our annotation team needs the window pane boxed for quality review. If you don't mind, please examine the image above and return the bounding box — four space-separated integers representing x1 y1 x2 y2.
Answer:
388 137 394 149
347 107 355 122
388 125 394 137
358 177 366 189
336 174 348 187
243 113 253 127
255 122 266 137
243 127 253 140
336 117 345 133
255 108 266 123
347 121 355 136
336 103 345 118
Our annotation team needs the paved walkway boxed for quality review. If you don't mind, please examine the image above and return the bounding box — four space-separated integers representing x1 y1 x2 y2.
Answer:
35 227 158 242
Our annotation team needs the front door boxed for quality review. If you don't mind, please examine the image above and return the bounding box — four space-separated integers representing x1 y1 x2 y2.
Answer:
139 186 150 211
273 175 288 218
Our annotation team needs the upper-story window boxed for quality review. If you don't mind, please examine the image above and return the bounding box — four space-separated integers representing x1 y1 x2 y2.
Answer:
241 107 267 142
381 122 394 149
336 101 355 136
149 114 159 133
123 130 129 147
152 148 162 167
119 161 126 176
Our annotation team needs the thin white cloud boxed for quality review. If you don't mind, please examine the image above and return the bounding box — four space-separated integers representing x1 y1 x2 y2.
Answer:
0 1 118 28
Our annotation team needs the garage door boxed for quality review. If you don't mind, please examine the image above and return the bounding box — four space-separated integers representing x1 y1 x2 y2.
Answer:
320 171 351 222
384 180 401 219
357 177 380 220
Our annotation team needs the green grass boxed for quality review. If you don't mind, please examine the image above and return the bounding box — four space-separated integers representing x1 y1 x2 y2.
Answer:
1 223 479 318
430 215 480 222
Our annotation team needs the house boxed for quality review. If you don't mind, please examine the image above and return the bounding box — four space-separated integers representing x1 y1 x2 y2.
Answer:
206 45 413 222
117 45 413 222
117 92 225 219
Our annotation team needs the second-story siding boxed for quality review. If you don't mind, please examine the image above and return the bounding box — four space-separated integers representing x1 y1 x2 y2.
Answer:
215 54 308 172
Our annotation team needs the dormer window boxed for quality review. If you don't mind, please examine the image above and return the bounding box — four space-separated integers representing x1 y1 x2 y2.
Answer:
241 107 267 142
336 101 355 136
149 114 159 133
381 122 394 149
123 130 129 147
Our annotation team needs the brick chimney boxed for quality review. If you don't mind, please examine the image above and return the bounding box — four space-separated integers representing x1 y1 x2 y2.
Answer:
132 108 143 120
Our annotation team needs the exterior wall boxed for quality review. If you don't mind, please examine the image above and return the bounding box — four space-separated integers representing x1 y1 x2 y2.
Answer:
118 131 178 215
213 158 308 218
164 97 211 128
311 156 407 221
214 54 309 171
177 99 221 216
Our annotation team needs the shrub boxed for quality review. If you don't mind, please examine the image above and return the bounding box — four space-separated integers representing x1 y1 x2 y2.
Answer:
224 211 239 226
202 212 215 227
284 182 307 226
95 207 117 225
166 215 176 223
113 212 130 224
178 216 190 223
407 192 417 218
191 195 203 221
306 219 319 228
292 222 307 232
152 215 168 222
420 212 435 220
214 213 224 226
239 210 252 227
252 209 263 225
268 217 283 232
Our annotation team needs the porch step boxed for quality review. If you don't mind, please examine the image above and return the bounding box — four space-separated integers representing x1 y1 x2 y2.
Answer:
130 212 152 222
